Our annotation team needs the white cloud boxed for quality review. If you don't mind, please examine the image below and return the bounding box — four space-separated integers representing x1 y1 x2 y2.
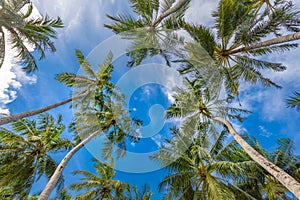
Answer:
185 0 218 25
258 125 272 137
0 2 41 114
234 43 300 121
151 134 163 148
30 0 128 50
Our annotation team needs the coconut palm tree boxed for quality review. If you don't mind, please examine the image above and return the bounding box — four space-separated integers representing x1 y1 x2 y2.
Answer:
104 0 190 33
233 137 300 199
70 158 152 200
38 52 141 200
152 121 261 199
0 113 72 199
0 49 99 126
69 158 129 200
0 0 63 72
166 82 300 198
104 0 190 67
182 0 300 95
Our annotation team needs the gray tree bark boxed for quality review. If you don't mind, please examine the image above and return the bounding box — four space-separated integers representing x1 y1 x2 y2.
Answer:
225 32 300 55
213 116 300 198
0 91 87 126
38 129 101 200
152 0 189 27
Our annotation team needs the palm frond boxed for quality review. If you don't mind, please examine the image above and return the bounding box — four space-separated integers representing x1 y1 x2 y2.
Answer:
129 0 159 22
287 91 300 109
183 23 216 58
104 14 145 34
75 49 96 79
230 63 282 89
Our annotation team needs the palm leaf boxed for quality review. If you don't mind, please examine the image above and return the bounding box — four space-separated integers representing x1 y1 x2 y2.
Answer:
287 91 300 109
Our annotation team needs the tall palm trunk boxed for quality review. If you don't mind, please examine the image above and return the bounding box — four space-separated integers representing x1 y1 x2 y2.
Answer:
152 0 189 27
0 91 87 126
38 129 101 200
38 121 113 200
212 116 300 198
225 31 300 55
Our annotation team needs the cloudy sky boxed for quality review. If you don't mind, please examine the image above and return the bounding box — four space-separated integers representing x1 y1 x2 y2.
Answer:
1 0 300 198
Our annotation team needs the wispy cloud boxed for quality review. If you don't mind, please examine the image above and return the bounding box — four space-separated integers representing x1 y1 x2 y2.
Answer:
151 134 163 148
185 0 218 25
258 125 272 137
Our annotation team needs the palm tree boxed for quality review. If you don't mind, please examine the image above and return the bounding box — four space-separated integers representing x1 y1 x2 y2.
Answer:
233 137 300 199
38 52 141 200
182 0 300 95
104 0 190 67
0 49 98 126
70 159 152 200
0 0 63 72
0 113 72 199
69 158 129 200
152 122 259 199
104 0 190 33
287 91 300 110
166 84 300 198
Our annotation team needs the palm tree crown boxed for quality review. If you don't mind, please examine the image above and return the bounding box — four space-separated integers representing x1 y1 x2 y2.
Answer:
0 113 72 199
182 0 300 95
0 0 63 72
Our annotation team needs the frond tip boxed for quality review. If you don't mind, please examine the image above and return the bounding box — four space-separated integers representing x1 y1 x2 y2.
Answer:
287 91 300 110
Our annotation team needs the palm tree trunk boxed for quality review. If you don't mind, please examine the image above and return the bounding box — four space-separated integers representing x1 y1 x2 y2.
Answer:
225 31 300 55
212 116 300 198
0 91 87 126
38 120 114 200
38 129 102 200
152 0 189 27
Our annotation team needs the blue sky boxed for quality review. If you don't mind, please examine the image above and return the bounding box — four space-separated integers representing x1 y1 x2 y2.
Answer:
1 0 300 199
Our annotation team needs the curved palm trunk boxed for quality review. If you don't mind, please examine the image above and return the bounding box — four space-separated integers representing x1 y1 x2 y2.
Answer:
0 91 87 126
225 31 300 55
38 129 102 200
213 116 300 198
152 0 189 27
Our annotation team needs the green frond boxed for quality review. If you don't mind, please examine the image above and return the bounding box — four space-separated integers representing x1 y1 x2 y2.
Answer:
0 0 63 72
209 130 229 157
204 174 234 200
162 15 184 30
246 43 298 56
230 63 282 89
20 2 33 19
75 49 96 79
73 190 99 200
233 2 300 45
0 113 71 197
104 14 146 34
55 73 94 88
183 23 216 58
212 0 249 47
235 55 287 72
8 29 38 72
287 91 300 109
129 0 159 22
